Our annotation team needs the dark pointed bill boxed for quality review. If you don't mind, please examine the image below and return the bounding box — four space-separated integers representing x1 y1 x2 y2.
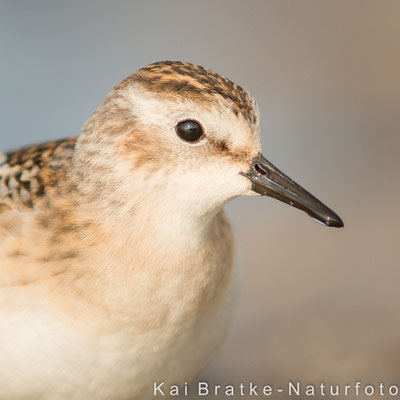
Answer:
241 154 344 228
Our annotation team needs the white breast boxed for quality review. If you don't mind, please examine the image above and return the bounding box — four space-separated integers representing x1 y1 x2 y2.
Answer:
0 261 239 400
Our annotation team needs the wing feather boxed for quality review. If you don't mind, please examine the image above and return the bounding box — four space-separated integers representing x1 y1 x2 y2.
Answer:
0 137 78 214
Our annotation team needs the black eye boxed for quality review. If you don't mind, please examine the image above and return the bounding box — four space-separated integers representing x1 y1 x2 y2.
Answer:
176 120 204 143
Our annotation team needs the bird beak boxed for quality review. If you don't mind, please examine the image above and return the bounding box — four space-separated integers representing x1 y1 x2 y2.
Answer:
241 153 344 228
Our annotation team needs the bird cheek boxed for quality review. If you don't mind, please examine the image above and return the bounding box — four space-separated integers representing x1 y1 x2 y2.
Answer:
120 134 178 173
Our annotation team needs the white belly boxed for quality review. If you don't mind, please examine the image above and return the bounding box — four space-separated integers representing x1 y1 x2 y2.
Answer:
0 263 240 400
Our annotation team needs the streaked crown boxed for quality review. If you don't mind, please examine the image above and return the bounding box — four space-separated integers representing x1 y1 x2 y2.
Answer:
116 61 258 126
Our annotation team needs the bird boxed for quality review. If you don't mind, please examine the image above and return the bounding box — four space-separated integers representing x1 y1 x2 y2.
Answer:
0 61 343 400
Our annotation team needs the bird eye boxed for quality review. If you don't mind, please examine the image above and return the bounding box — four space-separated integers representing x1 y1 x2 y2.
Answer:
176 120 204 143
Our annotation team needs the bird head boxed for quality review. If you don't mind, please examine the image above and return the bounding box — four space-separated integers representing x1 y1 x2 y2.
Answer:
75 61 343 227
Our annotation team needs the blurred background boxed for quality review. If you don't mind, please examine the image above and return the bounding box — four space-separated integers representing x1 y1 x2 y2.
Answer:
1 1 399 398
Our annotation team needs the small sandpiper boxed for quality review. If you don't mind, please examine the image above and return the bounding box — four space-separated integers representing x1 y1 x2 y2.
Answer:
0 61 343 400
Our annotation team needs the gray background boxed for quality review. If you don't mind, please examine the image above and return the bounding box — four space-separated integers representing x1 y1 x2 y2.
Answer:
1 1 400 398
